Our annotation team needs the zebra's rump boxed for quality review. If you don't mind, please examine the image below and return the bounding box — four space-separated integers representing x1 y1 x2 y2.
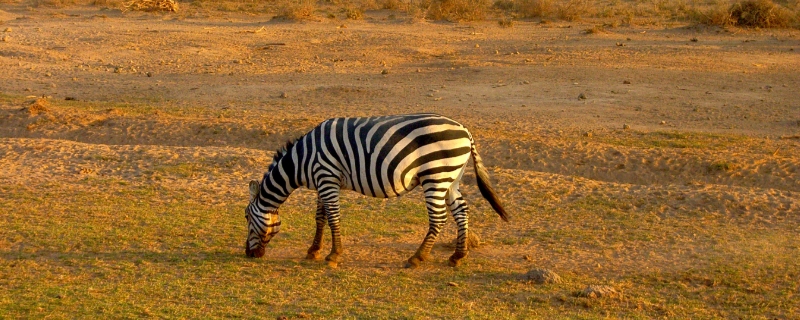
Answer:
311 113 474 198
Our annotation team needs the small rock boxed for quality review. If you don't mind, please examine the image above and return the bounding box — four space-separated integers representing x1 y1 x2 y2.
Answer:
523 80 530 84
279 92 288 98
578 93 587 100
659 120 666 125
65 96 76 101
623 80 631 84
45 72 52 77
114 67 122 73
1 35 8 42
475 44 480 48
3 27 11 32
381 69 389 75
578 285 619 298
447 282 458 287
426 93 435 97
690 37 698 42
582 131 592 137
526 268 563 284
622 124 630 130
615 42 625 47
146 72 153 77
276 316 288 320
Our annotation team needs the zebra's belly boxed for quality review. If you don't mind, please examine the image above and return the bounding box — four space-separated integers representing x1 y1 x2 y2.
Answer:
341 173 420 198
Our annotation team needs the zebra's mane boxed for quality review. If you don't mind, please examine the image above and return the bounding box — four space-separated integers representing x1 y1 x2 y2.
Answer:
268 137 301 171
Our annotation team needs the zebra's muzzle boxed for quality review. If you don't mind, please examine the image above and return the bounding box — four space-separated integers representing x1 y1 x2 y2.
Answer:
245 242 266 258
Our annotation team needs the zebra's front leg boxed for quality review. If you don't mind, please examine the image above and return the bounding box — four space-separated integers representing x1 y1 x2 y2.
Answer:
405 197 448 268
447 189 470 267
321 190 343 267
306 199 326 260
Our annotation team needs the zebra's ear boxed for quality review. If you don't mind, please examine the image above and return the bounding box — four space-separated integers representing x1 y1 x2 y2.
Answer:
248 180 260 201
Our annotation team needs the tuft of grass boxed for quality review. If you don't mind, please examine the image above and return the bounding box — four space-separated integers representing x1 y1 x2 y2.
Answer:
517 0 555 18
497 16 515 27
274 0 318 20
707 160 735 172
425 0 491 22
556 0 594 21
694 0 796 28
342 6 364 20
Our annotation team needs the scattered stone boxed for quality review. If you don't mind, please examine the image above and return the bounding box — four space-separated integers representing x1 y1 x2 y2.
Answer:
146 71 153 77
45 72 52 77
65 96 76 101
578 93 587 100
526 268 563 284
381 69 389 75
578 285 619 298
1 35 8 42
659 120 666 125
3 27 10 32
690 37 698 42
523 80 530 84
426 93 435 97
114 67 122 73
623 80 631 84
279 91 288 98
622 124 630 130
615 42 625 47
582 131 592 137
475 44 480 48
447 282 458 287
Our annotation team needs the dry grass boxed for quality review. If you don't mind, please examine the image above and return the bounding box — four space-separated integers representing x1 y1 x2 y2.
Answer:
122 0 178 12
274 0 318 20
694 0 797 27
4 0 798 28
424 0 492 21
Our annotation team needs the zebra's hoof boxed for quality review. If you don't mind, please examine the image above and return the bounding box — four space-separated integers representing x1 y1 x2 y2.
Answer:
405 256 422 268
448 251 467 267
306 251 321 260
447 258 461 267
326 260 339 268
325 253 340 263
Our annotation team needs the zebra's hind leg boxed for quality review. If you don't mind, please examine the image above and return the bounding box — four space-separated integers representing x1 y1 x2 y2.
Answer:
405 188 449 269
306 198 326 260
446 187 469 267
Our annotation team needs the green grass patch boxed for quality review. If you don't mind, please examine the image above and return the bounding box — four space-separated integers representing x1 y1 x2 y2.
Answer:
601 130 746 150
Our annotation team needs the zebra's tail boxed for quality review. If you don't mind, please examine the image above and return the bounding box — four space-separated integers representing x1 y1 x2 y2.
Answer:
470 142 509 222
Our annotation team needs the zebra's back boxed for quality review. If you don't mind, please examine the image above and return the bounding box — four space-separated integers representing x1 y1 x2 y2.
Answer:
307 113 474 198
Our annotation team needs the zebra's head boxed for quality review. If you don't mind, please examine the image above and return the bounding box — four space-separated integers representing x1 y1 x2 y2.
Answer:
244 180 281 258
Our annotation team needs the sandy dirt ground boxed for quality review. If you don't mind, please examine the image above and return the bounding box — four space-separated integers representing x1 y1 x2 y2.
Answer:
1 4 800 315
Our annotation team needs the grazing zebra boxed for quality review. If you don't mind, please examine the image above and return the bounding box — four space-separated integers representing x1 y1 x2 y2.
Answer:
244 113 508 268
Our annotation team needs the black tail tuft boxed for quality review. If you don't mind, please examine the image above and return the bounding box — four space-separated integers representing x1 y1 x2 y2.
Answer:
471 145 509 222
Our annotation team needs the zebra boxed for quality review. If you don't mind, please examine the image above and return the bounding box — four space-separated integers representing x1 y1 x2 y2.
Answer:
244 113 508 268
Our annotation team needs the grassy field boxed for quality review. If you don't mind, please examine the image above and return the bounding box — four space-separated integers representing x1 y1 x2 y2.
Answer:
1 98 798 318
2 170 798 318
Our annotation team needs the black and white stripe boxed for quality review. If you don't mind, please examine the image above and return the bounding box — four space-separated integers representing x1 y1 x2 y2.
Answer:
245 113 508 267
